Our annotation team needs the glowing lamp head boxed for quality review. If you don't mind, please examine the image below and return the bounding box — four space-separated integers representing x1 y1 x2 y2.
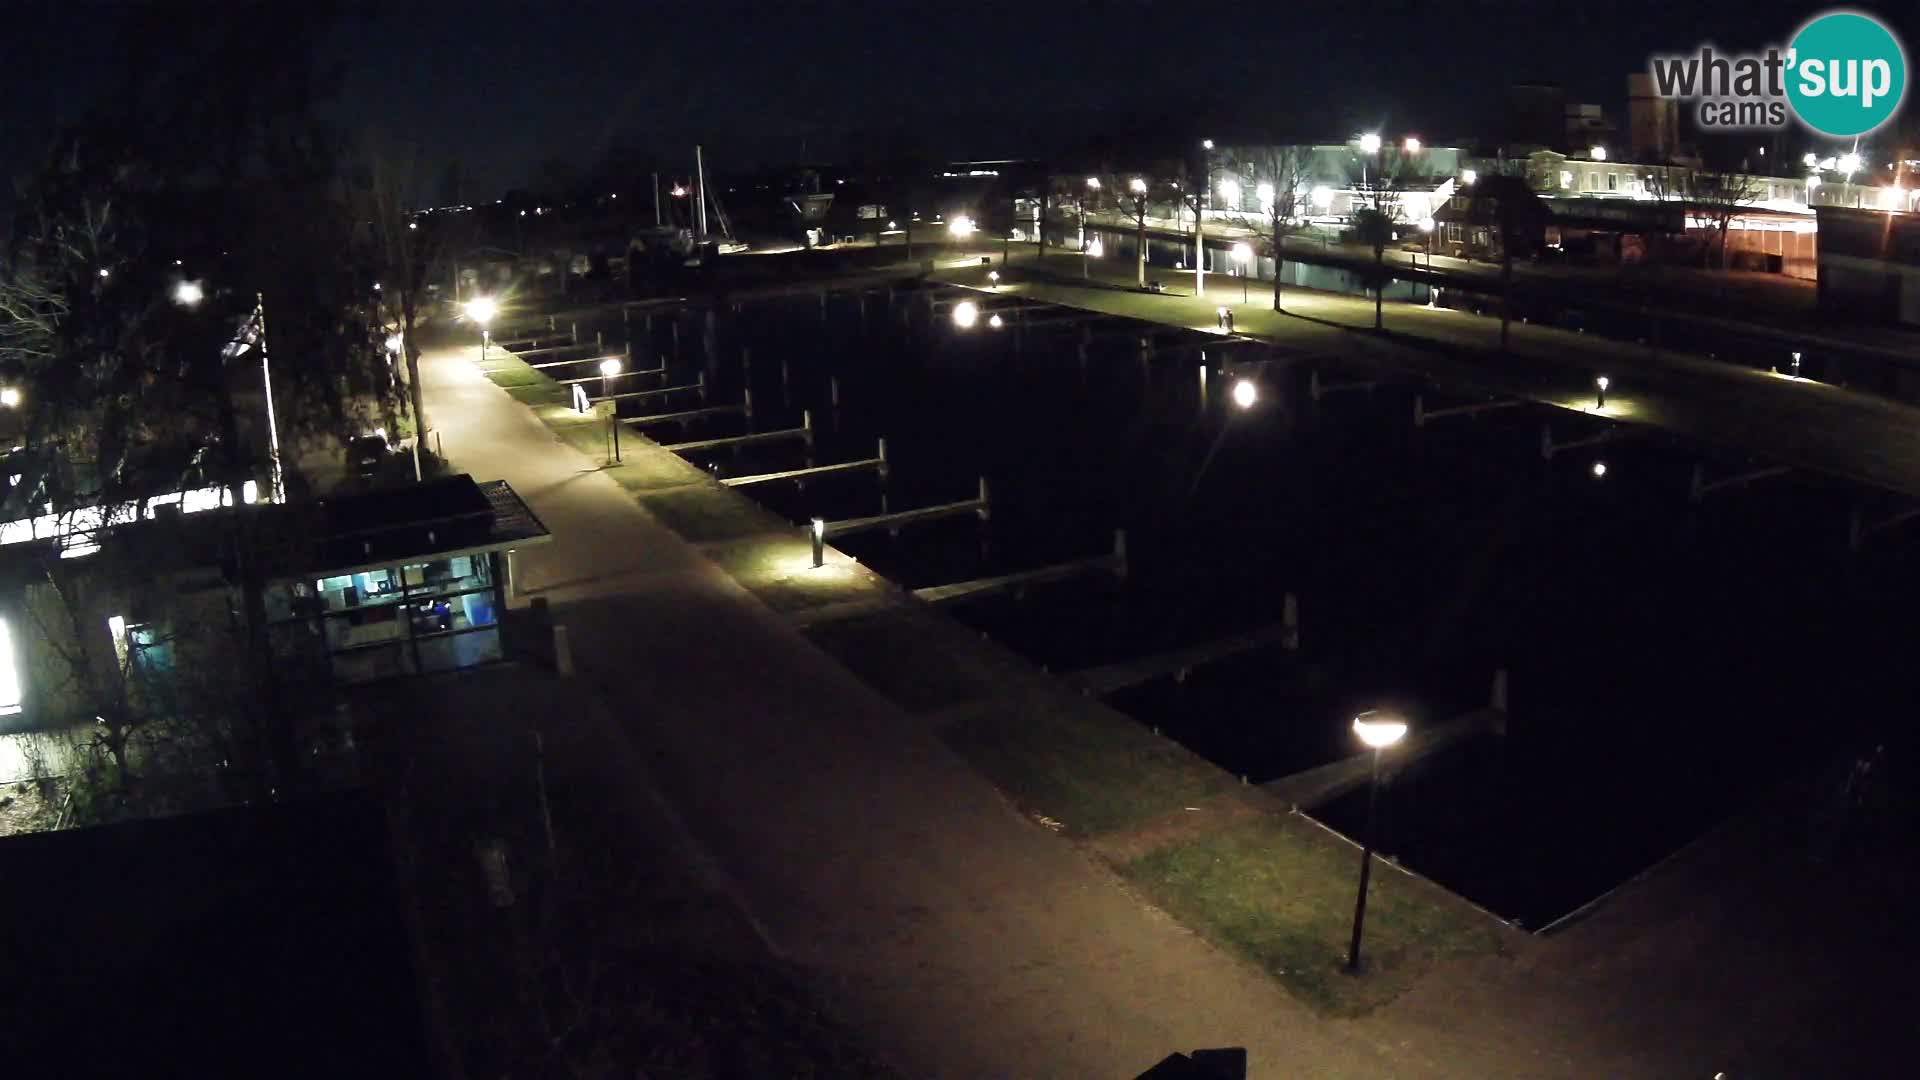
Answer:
811 517 825 539
1219 179 1240 204
1404 136 1422 154
952 300 980 329
599 358 622 378
1807 174 1822 191
97 267 111 280
1418 217 1435 232
988 313 1005 329
988 270 1000 283
1085 176 1101 190
385 333 404 353
1596 375 1610 391
1202 138 1214 151
1231 241 1253 264
1216 306 1229 318
1462 168 1478 185
1839 152 1862 174
1591 460 1609 478
1803 152 1819 168
1359 133 1382 154
0 387 19 408
1231 379 1257 409
948 214 977 238
1590 145 1607 161
1129 177 1148 195
464 296 498 327
1087 237 1104 258
1311 185 1334 208
173 280 204 306
1353 710 1408 749
1256 181 1276 206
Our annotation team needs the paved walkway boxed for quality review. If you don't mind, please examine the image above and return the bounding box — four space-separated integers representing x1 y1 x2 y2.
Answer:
418 341 1425 1078
970 252 1920 502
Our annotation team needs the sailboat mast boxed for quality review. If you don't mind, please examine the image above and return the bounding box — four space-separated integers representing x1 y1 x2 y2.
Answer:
695 145 710 238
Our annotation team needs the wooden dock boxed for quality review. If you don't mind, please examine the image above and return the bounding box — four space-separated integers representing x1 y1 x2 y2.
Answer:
912 530 1128 606
1069 614 1296 697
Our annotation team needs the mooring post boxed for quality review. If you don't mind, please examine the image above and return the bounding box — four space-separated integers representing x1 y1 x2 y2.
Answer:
596 329 604 349
802 409 814 452
977 476 991 520
571 320 579 344
743 387 755 427
547 315 557 332
697 370 708 404
876 437 890 485
810 518 825 568
1283 592 1300 650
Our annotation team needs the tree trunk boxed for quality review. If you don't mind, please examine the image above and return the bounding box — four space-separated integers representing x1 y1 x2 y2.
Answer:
402 292 428 472
1272 213 1285 312
1194 200 1206 296
1373 241 1384 330
1500 247 1514 351
1136 210 1148 288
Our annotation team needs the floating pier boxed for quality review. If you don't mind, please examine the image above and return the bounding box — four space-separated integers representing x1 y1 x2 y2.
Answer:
912 529 1128 607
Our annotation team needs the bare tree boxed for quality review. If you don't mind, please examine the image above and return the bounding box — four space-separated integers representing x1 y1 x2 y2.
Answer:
1648 166 1761 268
1228 146 1313 312
1097 173 1159 288
1462 172 1552 351
1350 151 1408 330
361 138 437 480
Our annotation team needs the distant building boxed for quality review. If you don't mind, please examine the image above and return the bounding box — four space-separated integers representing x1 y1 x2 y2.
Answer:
1564 103 1615 155
1816 206 1920 326
1627 73 1679 163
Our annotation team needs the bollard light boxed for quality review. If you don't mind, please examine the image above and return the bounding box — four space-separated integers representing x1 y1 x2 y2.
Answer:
1791 351 1802 375
599 357 622 379
1595 375 1610 408
810 517 826 568
988 270 1001 288
988 313 1005 329
1347 708 1407 974
1232 378 1258 409
952 300 980 329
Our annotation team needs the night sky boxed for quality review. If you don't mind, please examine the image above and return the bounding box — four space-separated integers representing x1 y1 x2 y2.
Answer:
3 1 1910 202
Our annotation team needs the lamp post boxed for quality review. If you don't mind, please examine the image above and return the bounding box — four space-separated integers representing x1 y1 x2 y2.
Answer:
1347 710 1408 974
465 296 497 363
1418 216 1436 284
600 357 623 464
1595 375 1610 409
1231 242 1252 304
1358 133 1382 188
1231 378 1257 409
1197 138 1215 297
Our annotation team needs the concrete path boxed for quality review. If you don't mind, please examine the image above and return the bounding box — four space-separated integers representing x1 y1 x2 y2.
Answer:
418 343 1432 1078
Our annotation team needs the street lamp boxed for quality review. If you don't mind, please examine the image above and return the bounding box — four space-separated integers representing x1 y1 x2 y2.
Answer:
1358 133 1382 188
952 300 980 329
1595 375 1610 408
1231 242 1253 303
465 296 498 362
1347 710 1408 974
988 313 1005 329
600 357 623 464
1231 378 1257 409
1461 168 1478 186
1219 178 1241 212
1590 145 1608 162
1591 460 1609 479
949 214 976 239
1839 152 1863 204
1404 136 1422 154
0 387 19 408
1129 176 1147 196
173 280 204 306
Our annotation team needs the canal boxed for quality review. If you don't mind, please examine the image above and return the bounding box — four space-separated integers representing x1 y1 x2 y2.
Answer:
556 285 1917 927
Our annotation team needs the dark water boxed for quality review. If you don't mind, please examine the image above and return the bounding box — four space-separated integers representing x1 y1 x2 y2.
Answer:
549 288 1918 926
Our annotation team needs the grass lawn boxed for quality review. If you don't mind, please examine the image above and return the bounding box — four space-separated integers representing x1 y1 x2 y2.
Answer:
939 688 1229 836
1119 814 1506 1015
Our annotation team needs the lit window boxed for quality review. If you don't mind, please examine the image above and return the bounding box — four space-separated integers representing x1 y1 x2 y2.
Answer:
0 616 19 714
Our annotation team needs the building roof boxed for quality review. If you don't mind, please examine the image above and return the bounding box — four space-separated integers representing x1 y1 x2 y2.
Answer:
0 474 550 584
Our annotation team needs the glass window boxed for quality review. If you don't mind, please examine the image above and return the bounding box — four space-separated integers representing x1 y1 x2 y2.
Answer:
401 555 493 601
0 616 19 715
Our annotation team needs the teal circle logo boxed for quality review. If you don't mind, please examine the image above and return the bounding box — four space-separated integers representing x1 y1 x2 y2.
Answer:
1787 11 1907 136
